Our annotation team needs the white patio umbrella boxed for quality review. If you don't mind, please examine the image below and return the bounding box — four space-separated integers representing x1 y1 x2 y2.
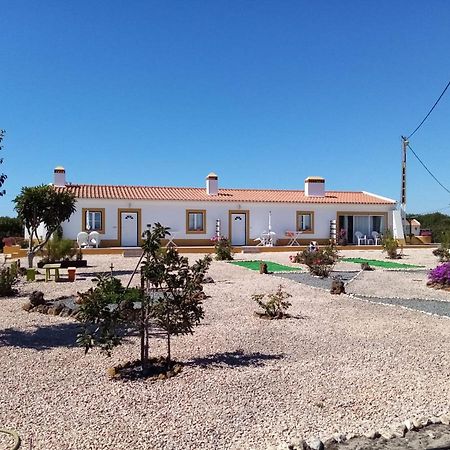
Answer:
268 211 272 232
86 209 91 231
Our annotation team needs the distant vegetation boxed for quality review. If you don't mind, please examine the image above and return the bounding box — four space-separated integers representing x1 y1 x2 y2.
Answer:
408 212 450 243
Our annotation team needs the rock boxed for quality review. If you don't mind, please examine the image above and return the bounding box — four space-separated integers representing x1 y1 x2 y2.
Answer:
158 373 166 380
404 419 416 431
106 367 117 378
345 433 356 441
173 364 182 375
202 276 214 284
35 304 47 313
364 430 380 439
29 290 45 306
47 306 57 315
391 423 407 438
54 304 64 315
330 280 345 295
288 439 309 450
430 416 442 424
59 307 72 317
439 413 450 425
361 262 373 271
379 428 395 440
22 302 32 312
307 438 324 450
260 263 268 274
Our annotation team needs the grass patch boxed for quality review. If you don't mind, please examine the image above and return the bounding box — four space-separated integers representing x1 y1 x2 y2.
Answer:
230 260 300 273
341 257 423 269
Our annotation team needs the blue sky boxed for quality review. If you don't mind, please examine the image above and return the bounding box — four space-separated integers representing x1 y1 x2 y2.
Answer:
1 1 450 216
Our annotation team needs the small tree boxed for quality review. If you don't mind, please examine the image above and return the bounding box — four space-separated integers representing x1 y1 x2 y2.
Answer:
382 229 399 259
77 223 212 377
0 130 7 197
253 285 292 319
13 185 76 267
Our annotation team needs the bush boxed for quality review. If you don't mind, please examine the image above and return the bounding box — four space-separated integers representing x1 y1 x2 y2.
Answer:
42 236 76 263
428 262 450 287
0 264 18 296
253 285 292 319
290 245 338 277
382 229 399 259
433 246 450 263
211 236 233 261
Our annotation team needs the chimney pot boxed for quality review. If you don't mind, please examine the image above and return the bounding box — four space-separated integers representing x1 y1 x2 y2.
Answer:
305 176 325 197
54 166 66 187
206 172 218 195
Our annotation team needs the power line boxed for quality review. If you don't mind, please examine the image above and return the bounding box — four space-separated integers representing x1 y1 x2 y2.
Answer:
407 79 450 139
406 142 450 194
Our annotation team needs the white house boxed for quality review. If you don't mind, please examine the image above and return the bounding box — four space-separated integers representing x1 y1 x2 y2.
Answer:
51 167 401 247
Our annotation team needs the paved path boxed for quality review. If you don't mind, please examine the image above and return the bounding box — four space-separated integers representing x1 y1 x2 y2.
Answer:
275 272 450 318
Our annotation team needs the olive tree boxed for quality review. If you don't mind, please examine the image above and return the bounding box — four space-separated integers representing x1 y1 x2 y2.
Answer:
14 185 76 267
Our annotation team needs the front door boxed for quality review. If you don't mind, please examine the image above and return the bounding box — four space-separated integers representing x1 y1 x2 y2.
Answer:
120 212 138 246
230 212 247 246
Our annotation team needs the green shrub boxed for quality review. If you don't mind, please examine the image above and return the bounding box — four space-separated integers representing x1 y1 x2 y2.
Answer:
253 285 292 319
291 245 338 277
211 236 233 261
433 245 450 262
43 236 76 263
0 265 18 296
382 229 399 259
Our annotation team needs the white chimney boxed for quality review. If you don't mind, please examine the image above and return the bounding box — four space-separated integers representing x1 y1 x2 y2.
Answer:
304 176 325 197
206 172 218 195
54 166 66 187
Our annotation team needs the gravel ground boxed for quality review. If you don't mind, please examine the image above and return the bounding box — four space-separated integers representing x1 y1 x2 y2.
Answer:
0 250 449 450
275 271 359 290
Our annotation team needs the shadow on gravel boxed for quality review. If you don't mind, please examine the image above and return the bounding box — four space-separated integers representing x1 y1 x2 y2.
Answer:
0 322 80 350
186 350 284 369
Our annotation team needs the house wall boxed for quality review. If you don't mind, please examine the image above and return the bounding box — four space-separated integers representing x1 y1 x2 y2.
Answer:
61 198 396 246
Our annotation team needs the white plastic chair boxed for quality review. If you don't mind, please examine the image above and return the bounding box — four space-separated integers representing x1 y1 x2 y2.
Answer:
89 231 101 248
77 232 89 248
372 231 381 245
355 231 367 245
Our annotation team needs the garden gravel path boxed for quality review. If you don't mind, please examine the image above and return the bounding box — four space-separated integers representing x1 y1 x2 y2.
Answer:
1 252 449 450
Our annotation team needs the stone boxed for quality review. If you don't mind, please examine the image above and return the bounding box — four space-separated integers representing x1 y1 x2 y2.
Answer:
260 263 268 274
47 306 56 315
391 423 407 438
54 304 64 315
307 438 324 450
173 364 182 374
202 276 214 284
22 302 32 312
412 418 423 430
439 413 450 425
364 430 380 440
288 439 309 450
158 373 166 380
330 280 345 295
29 290 45 306
106 367 117 378
59 307 72 317
379 428 395 440
430 416 441 424
404 419 416 431
345 433 356 441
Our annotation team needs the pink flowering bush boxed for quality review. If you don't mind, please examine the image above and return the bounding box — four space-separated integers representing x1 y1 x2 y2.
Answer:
428 262 450 287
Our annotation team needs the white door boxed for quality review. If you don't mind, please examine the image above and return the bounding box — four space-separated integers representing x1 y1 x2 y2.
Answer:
121 212 138 246
231 213 247 246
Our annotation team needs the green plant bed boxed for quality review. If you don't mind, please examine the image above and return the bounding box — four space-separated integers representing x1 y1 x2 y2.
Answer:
341 258 423 269
230 260 300 273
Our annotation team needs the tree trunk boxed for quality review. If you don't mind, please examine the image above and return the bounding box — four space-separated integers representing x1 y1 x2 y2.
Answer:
167 332 171 368
27 251 35 268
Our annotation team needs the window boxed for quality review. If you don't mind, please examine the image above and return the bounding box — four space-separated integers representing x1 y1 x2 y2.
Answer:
296 211 314 233
186 210 206 233
82 208 105 233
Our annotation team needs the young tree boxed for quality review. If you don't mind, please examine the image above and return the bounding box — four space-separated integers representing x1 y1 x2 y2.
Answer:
77 223 211 376
14 185 76 267
0 129 7 196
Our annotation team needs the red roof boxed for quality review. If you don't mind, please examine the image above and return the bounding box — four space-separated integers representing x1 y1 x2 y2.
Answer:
56 184 395 205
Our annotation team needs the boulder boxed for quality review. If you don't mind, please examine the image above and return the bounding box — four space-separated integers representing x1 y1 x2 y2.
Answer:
29 290 45 307
22 302 32 312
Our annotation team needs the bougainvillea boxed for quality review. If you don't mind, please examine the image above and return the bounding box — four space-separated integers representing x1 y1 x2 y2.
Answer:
428 262 450 286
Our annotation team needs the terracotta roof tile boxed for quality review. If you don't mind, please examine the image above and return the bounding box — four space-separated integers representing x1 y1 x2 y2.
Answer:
55 184 395 205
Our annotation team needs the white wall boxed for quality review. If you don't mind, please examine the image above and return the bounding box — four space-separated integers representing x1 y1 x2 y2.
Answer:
61 198 396 245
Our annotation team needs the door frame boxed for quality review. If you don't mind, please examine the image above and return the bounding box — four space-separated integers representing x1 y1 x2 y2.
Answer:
118 208 142 247
336 211 388 244
228 210 250 246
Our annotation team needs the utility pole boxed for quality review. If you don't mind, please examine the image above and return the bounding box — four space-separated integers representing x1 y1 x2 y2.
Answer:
400 136 408 233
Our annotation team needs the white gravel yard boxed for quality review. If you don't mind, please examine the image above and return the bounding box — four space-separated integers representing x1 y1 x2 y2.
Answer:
0 250 449 450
